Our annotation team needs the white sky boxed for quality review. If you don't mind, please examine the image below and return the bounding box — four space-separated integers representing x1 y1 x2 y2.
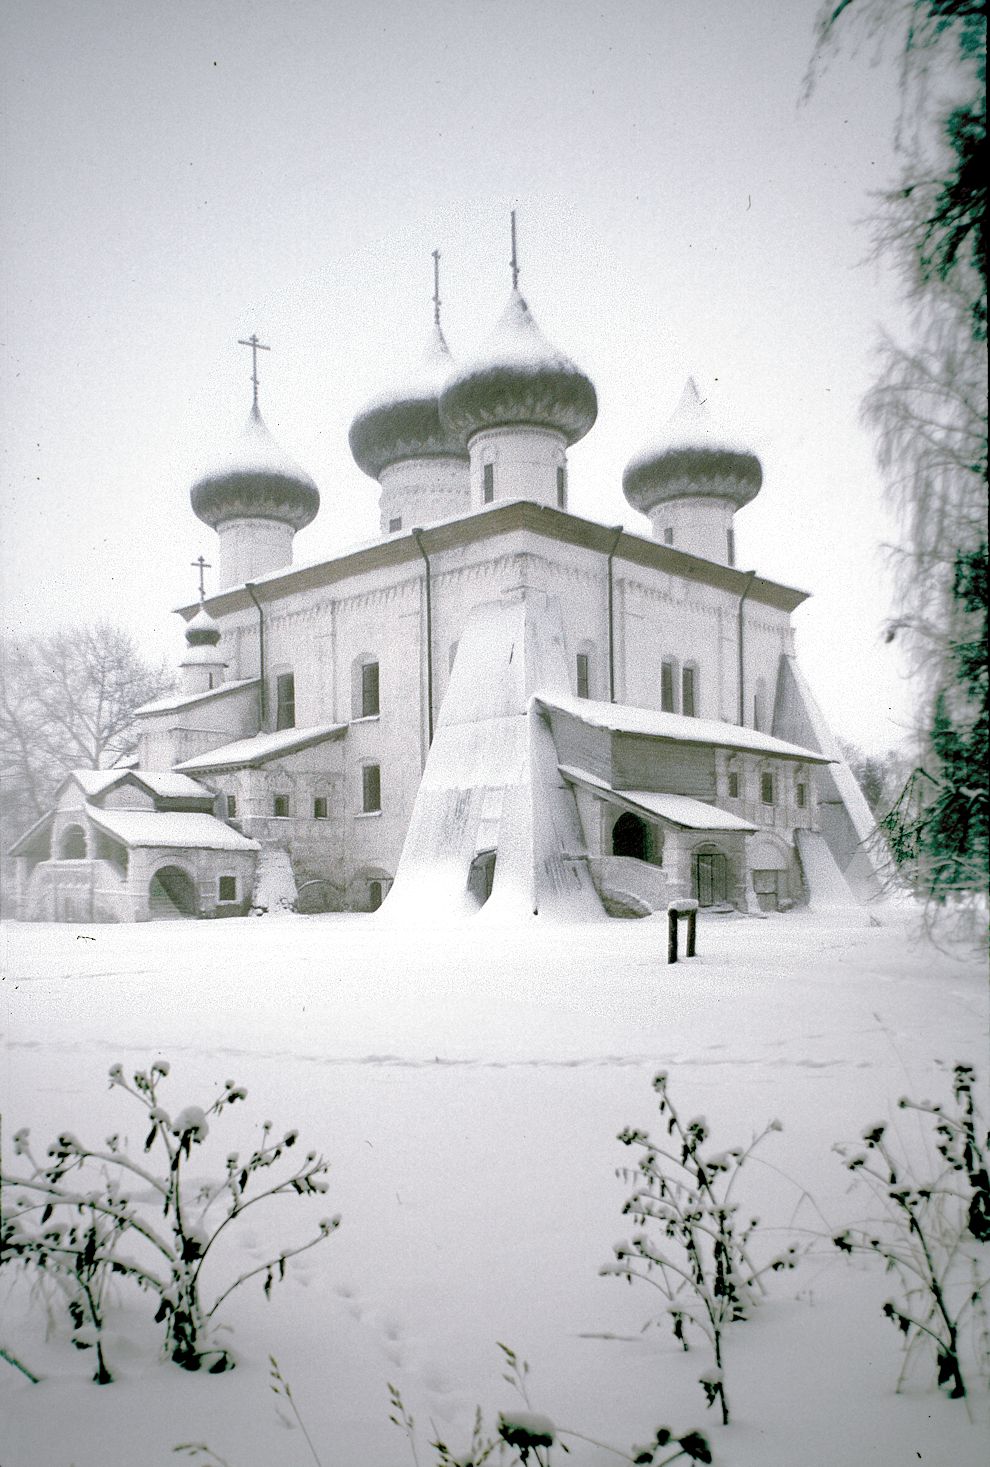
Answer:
1 0 918 753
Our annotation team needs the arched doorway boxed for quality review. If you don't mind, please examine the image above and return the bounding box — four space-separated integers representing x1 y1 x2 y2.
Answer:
612 812 652 863
59 824 87 860
148 865 198 919
693 849 728 907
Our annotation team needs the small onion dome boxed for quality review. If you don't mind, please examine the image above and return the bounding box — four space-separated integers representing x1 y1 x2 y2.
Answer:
190 404 320 532
439 289 597 446
185 604 221 648
623 378 762 515
348 323 467 480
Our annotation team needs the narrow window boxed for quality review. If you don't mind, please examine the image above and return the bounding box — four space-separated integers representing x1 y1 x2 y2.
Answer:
275 672 295 730
660 659 675 713
226 793 237 819
448 641 459 672
796 782 807 809
361 660 380 717
727 525 735 566
362 763 381 813
761 772 774 805
389 515 402 533
313 796 328 819
682 665 696 718
368 879 383 911
728 771 739 798
483 463 494 503
218 875 237 902
576 652 590 699
556 465 567 509
663 527 674 546
273 794 290 818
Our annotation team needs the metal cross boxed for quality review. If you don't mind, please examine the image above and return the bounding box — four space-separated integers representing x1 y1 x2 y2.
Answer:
432 249 441 326
191 555 211 600
237 333 270 409
510 210 520 291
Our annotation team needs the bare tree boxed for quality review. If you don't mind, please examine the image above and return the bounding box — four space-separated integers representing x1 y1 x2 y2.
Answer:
0 623 175 842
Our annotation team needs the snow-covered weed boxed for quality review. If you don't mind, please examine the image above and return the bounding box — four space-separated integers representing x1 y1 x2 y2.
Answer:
833 1062 990 1399
1 1061 339 1380
603 1070 798 1424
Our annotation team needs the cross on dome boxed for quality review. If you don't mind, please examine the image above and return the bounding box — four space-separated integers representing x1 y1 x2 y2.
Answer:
510 209 520 291
237 333 271 412
191 554 211 601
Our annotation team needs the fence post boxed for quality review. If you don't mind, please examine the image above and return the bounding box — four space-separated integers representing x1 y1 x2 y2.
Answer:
667 900 699 964
667 907 679 964
686 907 697 958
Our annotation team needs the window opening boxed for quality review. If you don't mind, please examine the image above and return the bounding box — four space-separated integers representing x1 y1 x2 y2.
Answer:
556 465 567 509
682 665 696 718
361 660 380 717
273 795 290 818
314 796 328 819
389 516 402 533
226 794 237 819
483 463 494 503
663 527 674 545
218 875 237 903
576 652 590 699
761 772 774 805
362 764 381 813
275 672 295 730
728 771 739 798
796 782 807 809
660 660 675 713
368 879 384 911
727 525 735 566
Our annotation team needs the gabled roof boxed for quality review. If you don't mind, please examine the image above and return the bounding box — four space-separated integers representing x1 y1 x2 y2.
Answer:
87 805 259 852
559 766 757 832
134 678 259 718
539 695 831 764
7 809 55 858
174 722 347 772
60 769 212 804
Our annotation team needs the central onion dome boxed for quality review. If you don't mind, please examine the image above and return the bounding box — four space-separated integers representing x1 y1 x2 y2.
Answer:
439 288 597 446
623 378 762 515
348 322 468 479
190 404 320 533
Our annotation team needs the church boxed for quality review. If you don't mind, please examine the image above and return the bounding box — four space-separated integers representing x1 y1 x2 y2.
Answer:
9 226 883 924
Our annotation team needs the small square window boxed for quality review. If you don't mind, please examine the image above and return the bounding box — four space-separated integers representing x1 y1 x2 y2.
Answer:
218 875 237 903
273 795 290 818
362 764 381 813
728 771 739 798
796 782 807 809
761 773 774 805
314 796 328 819
483 463 494 503
660 660 675 713
226 794 237 819
389 516 402 533
361 661 380 718
576 652 590 699
663 527 674 545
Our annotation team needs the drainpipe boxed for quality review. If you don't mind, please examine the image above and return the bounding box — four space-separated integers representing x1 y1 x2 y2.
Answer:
737 570 757 726
411 529 434 746
606 525 623 703
245 582 266 729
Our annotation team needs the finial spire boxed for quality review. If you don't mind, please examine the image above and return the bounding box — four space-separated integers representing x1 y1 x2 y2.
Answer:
510 209 519 291
191 555 211 601
237 332 271 411
432 248 441 326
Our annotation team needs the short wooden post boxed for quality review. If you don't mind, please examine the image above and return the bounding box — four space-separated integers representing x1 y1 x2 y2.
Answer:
667 900 699 964
686 907 697 958
667 907 679 964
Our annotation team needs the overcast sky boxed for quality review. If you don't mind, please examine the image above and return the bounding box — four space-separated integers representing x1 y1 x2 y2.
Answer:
1 0 917 753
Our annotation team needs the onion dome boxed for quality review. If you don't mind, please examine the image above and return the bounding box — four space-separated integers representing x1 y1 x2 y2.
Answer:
439 288 597 446
190 404 320 532
623 378 762 515
185 604 221 648
348 322 467 480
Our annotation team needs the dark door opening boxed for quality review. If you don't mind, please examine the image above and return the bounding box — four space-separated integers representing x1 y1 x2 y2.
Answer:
149 865 198 919
612 812 651 862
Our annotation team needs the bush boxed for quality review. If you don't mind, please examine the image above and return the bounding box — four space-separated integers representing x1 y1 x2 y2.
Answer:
1 1061 339 1379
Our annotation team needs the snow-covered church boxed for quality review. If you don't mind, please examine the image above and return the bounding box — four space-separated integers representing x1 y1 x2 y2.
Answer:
10 233 884 923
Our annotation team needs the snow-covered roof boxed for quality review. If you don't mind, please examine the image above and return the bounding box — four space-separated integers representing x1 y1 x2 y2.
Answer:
440 288 597 446
87 805 259 852
71 770 129 798
7 809 55 857
559 766 758 831
134 677 259 718
539 694 831 763
127 770 212 800
174 722 346 771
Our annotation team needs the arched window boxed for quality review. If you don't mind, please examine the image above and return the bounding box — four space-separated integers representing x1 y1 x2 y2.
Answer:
59 824 87 860
612 811 654 863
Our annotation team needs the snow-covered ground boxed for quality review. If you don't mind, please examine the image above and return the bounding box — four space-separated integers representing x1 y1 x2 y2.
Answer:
1 908 987 1466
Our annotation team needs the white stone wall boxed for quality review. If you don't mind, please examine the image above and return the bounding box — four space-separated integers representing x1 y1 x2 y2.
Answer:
216 517 295 589
646 495 736 565
467 427 567 511
377 457 470 535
